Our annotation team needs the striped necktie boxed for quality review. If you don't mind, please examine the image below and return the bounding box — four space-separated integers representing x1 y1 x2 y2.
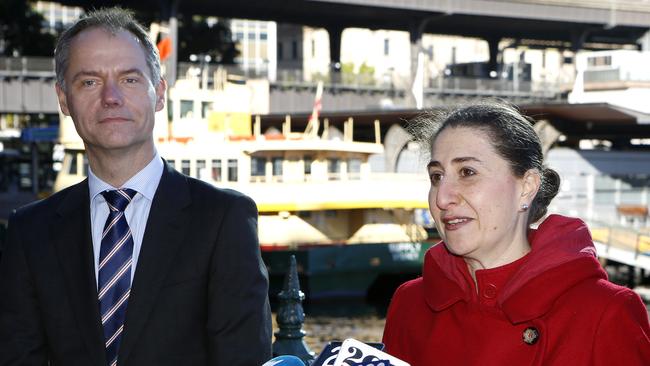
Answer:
98 188 137 366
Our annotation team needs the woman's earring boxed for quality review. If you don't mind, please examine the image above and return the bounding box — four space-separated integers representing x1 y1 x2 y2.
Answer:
521 203 529 211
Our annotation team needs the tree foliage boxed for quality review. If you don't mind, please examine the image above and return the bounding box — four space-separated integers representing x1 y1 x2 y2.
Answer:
0 0 56 56
176 15 238 64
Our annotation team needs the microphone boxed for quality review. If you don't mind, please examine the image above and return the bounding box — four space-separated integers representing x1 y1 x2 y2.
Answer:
261 355 307 366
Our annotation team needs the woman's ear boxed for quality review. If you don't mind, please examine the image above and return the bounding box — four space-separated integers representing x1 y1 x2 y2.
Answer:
520 169 541 207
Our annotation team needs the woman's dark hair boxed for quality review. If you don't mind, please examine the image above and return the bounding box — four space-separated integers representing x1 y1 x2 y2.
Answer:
409 99 560 225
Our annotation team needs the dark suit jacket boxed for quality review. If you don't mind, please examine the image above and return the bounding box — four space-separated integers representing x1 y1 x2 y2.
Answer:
0 163 273 365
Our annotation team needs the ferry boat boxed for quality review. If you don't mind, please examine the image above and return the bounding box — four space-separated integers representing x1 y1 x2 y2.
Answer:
54 71 435 300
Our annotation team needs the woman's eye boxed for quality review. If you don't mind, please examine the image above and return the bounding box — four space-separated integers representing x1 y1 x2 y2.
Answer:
429 172 443 185
460 167 476 177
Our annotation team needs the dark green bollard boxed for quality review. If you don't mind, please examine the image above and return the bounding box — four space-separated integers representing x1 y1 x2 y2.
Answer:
272 255 315 363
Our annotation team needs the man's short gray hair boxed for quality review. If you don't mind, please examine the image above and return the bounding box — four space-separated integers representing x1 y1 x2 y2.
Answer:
54 7 162 91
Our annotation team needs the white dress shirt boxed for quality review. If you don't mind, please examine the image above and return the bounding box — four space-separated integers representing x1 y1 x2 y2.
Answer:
88 151 164 286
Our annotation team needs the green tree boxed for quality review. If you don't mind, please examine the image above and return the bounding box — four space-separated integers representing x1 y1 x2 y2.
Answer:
177 15 238 64
0 0 56 56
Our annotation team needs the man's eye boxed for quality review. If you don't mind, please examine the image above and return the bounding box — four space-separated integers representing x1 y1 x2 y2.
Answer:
124 78 138 84
460 168 476 177
82 80 97 87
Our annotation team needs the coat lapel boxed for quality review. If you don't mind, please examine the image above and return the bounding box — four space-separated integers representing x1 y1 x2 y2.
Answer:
52 181 106 366
118 165 191 363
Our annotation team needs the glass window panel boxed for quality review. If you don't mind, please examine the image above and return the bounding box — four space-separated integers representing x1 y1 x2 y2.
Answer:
211 159 222 181
228 159 238 182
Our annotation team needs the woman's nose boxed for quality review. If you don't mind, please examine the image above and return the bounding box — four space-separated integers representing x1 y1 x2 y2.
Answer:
435 178 460 210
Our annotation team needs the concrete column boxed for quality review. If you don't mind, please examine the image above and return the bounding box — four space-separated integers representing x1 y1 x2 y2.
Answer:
486 36 501 78
326 25 343 84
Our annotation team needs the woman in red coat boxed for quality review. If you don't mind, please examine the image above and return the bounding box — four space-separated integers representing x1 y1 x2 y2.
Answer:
382 101 650 365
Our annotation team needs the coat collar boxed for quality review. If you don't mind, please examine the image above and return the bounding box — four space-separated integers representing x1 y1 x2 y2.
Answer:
118 163 191 364
422 215 607 323
53 180 106 365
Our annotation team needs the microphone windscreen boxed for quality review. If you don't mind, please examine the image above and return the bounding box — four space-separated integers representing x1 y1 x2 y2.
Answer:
261 355 306 366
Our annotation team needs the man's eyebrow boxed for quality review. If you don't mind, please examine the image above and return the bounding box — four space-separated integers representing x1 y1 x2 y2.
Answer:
70 68 147 82
70 70 102 82
427 156 482 169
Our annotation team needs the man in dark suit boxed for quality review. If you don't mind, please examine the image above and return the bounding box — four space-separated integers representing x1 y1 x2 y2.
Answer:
0 7 272 366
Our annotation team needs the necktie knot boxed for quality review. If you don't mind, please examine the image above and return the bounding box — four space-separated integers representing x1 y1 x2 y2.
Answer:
101 189 137 212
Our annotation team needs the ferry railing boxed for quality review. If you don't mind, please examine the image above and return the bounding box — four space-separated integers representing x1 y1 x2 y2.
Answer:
588 221 650 274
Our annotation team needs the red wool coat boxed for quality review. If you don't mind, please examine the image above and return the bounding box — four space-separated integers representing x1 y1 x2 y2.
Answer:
383 215 650 366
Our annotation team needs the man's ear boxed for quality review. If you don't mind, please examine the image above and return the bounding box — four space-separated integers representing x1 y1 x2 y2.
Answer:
521 169 541 206
55 83 70 116
154 78 167 112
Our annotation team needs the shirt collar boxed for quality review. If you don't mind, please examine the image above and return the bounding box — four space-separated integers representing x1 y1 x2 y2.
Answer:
88 149 164 202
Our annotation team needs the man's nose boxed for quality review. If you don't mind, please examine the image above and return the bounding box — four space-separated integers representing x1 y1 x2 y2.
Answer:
101 81 124 107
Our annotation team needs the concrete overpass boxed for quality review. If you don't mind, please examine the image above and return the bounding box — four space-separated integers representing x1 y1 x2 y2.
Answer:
55 0 650 80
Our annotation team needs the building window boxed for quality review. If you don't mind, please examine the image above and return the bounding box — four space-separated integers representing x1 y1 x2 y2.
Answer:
383 38 389 56
181 160 191 176
228 159 238 182
167 159 175 169
278 42 283 60
201 102 213 119
211 159 221 181
180 100 194 118
291 40 298 60
196 159 206 179
311 39 315 58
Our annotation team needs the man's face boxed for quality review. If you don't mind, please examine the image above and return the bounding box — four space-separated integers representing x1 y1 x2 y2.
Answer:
56 27 165 158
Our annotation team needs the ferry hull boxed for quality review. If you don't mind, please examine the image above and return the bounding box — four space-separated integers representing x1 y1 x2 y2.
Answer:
262 242 436 300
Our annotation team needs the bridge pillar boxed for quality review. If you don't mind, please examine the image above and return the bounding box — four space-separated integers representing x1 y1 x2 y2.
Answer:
486 36 501 78
409 20 424 109
326 25 343 85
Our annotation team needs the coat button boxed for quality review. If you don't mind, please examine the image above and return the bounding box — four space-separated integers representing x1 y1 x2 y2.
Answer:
482 283 497 299
522 327 540 345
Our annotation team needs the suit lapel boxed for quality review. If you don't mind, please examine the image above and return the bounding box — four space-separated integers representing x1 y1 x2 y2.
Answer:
119 165 191 364
52 181 106 366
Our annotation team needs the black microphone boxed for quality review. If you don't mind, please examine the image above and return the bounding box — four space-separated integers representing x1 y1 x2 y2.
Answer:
261 355 307 366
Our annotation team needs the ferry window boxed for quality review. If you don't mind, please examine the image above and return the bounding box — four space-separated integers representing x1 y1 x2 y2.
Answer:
348 158 361 179
83 154 89 176
211 159 222 181
181 160 191 176
228 159 238 182
304 156 313 175
328 158 340 180
68 153 78 175
180 100 194 118
196 159 206 179
167 159 175 169
201 102 213 119
251 157 265 177
272 157 283 176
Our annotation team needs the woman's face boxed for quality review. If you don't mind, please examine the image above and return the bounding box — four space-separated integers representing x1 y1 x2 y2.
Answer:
427 126 534 265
